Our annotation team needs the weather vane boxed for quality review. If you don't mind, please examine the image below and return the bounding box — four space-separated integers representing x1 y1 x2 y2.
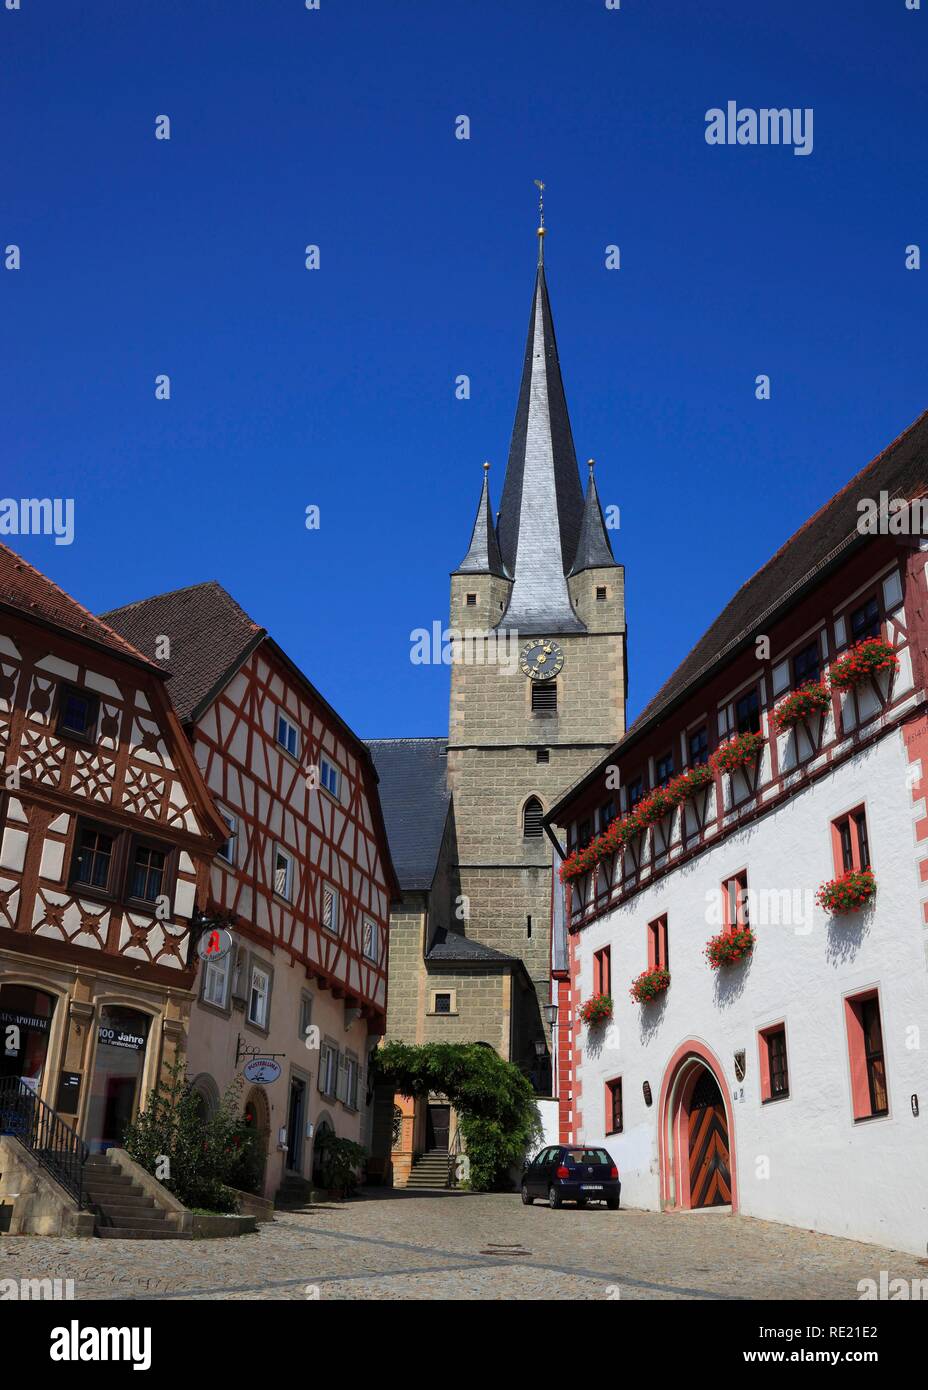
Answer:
534 179 546 265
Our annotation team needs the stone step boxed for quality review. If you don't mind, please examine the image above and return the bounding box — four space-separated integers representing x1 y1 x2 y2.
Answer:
92 1201 160 1222
95 1227 191 1240
95 1213 169 1232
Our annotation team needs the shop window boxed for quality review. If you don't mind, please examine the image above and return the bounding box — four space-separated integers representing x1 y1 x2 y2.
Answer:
86 1005 150 1153
0 984 57 1092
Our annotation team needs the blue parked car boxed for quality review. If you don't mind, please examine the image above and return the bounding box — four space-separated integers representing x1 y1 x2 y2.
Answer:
520 1145 621 1210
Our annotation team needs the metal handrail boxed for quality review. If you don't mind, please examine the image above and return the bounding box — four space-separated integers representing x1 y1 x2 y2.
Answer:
447 1127 463 1186
0 1076 89 1208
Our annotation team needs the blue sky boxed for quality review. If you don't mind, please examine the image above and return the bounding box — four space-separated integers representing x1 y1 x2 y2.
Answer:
3 0 925 738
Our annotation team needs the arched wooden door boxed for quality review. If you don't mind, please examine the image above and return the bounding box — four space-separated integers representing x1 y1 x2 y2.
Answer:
687 1069 731 1208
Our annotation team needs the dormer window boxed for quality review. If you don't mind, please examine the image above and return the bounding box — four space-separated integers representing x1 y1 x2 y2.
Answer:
57 684 99 742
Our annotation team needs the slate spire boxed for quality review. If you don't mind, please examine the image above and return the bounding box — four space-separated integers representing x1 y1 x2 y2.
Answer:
494 259 586 633
456 462 507 577
569 460 617 575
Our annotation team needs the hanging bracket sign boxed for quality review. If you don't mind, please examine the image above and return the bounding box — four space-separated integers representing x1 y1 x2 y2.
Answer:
243 1057 282 1085
196 927 234 963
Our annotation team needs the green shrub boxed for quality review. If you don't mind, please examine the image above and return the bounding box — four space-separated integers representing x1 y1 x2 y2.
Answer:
122 1061 259 1213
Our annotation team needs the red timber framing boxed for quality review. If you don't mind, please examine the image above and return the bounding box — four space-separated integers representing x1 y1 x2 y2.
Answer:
0 595 225 986
562 534 928 936
192 640 399 1030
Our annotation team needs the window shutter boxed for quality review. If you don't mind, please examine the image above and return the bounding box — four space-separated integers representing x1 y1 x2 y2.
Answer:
523 797 544 838
531 680 557 712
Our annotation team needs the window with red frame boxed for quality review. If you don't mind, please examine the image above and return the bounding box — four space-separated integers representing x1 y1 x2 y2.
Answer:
647 915 668 971
792 639 821 685
688 726 709 766
655 752 674 787
735 689 761 734
759 1024 790 1102
849 595 881 643
845 990 888 1120
722 870 749 933
593 946 611 997
605 1077 623 1135
832 806 871 874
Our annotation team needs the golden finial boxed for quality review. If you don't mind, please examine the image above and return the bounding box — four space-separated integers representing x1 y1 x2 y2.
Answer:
534 179 546 266
587 457 595 473
483 459 491 473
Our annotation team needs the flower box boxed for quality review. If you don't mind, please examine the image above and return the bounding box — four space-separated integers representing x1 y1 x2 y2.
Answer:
629 967 670 1004
665 763 714 804
578 993 613 1026
773 681 831 732
635 786 676 827
704 925 755 969
710 730 765 776
815 867 876 915
828 638 898 693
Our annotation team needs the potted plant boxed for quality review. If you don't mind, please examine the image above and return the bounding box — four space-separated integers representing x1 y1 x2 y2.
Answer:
773 680 831 732
710 730 765 775
629 967 670 1003
704 925 755 969
635 785 676 827
828 637 898 692
578 993 613 1026
666 763 714 804
815 867 876 915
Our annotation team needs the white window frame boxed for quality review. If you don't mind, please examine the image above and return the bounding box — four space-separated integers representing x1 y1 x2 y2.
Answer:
318 1040 339 1098
217 811 237 865
202 950 230 1009
299 992 313 1041
362 918 379 963
248 964 271 1028
274 844 294 901
322 883 340 934
276 710 300 759
320 756 340 798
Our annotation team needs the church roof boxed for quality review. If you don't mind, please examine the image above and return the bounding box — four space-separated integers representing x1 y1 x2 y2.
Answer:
366 737 451 892
455 466 508 577
568 466 617 575
495 266 586 634
425 925 516 965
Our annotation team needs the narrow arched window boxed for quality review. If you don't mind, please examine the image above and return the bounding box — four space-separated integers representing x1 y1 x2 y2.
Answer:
523 796 544 838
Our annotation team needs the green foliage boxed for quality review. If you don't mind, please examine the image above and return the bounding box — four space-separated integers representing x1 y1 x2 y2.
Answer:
374 1042 542 1192
122 1060 262 1213
315 1130 366 1197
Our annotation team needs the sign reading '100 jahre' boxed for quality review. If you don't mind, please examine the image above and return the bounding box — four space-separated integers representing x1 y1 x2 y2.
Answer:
97 1026 146 1051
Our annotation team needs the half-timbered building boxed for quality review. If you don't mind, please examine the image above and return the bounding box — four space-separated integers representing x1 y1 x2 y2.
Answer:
0 543 226 1159
104 582 400 1198
545 409 928 1254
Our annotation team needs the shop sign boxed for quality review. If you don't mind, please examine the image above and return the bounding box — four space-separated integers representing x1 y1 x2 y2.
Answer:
243 1058 281 1085
97 1025 146 1051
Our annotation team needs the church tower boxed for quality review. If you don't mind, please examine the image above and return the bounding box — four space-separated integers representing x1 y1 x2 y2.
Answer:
447 211 627 1052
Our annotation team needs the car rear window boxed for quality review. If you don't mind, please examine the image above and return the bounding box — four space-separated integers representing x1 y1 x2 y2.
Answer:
565 1149 611 1165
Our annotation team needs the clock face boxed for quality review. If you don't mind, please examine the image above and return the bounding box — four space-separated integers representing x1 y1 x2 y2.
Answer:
520 639 564 682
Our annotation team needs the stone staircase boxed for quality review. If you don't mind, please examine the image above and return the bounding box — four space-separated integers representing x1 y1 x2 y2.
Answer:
84 1154 187 1239
403 1149 452 1190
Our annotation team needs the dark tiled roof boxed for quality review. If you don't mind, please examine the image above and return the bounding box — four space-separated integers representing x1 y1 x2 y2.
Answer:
426 925 515 965
366 738 450 891
0 542 161 670
568 469 617 575
549 406 928 819
101 582 263 722
456 468 508 577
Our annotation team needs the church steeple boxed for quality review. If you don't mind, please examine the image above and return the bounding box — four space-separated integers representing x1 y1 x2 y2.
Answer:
456 462 507 577
494 219 586 634
569 460 617 575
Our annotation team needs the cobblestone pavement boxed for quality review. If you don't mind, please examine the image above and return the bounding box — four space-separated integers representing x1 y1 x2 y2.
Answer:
2 1190 926 1301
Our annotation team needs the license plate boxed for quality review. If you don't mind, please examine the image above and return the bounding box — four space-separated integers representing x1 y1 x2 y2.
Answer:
581 1184 603 1190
